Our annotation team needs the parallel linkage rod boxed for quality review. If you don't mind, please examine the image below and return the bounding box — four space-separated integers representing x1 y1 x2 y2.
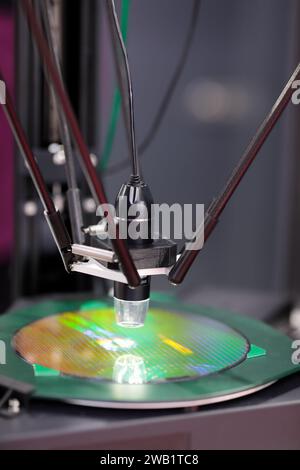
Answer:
21 0 140 287
169 62 300 285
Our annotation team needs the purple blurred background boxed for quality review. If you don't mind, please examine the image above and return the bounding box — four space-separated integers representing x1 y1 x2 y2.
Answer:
0 9 14 262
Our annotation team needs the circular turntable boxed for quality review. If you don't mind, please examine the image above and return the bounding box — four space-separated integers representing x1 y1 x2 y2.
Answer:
0 297 299 409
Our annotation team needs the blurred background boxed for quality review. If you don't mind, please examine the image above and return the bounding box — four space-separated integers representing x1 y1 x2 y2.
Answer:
1 0 300 317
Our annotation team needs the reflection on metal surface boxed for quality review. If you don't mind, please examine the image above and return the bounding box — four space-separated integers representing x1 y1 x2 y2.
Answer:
67 382 276 410
113 355 146 385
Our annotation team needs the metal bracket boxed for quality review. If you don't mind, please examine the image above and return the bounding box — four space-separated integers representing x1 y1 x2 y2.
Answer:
0 375 34 419
71 258 175 285
71 243 179 284
71 244 117 263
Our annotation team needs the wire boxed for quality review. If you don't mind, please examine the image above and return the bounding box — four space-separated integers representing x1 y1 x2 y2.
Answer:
106 0 140 177
105 0 202 176
99 0 131 172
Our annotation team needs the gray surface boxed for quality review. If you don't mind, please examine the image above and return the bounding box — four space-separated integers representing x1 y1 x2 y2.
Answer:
181 285 291 320
0 289 299 450
0 376 300 450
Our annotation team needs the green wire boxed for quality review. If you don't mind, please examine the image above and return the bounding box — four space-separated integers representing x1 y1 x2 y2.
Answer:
99 0 131 172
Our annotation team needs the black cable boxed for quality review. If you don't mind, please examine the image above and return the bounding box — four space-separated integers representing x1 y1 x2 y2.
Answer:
106 0 140 177
105 0 202 176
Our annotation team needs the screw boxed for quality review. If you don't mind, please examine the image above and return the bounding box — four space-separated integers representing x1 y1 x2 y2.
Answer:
8 399 20 415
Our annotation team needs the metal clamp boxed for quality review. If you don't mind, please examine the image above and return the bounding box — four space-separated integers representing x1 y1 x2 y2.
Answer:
0 375 34 419
71 258 176 285
71 244 117 263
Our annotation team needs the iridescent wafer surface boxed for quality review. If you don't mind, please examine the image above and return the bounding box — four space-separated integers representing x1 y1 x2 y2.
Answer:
14 307 249 384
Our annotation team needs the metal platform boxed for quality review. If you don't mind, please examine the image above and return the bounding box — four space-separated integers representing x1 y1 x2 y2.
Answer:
0 288 299 449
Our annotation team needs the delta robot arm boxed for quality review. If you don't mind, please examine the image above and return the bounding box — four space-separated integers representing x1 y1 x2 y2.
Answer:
1 0 299 327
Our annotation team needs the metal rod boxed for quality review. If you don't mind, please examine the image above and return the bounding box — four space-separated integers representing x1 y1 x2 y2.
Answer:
1 78 73 271
72 244 116 263
40 0 77 191
169 62 300 285
21 0 140 287
39 0 84 244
